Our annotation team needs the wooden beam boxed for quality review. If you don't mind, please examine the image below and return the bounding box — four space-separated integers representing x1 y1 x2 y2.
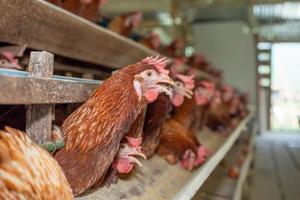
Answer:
0 0 155 69
26 51 54 144
0 69 100 104
21 56 110 78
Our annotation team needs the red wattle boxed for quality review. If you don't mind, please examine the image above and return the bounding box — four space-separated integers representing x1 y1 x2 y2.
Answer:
115 158 134 174
172 94 184 107
145 89 159 102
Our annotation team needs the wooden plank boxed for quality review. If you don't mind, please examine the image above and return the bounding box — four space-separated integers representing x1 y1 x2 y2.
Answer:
0 70 100 104
26 51 54 144
0 0 154 69
76 112 253 200
233 150 252 200
271 138 300 200
173 112 253 200
194 122 256 200
21 56 110 78
249 136 282 200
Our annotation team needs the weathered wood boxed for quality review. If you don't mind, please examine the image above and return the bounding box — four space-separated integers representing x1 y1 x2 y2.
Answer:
21 56 110 78
76 111 254 200
26 52 54 142
26 51 54 144
0 69 100 104
0 75 99 104
0 0 154 69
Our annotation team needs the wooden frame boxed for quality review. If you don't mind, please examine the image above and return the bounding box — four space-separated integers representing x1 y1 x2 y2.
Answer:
192 119 257 200
0 68 99 104
0 51 101 144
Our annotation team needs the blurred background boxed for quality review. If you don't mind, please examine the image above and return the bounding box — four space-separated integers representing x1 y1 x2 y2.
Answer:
100 0 300 132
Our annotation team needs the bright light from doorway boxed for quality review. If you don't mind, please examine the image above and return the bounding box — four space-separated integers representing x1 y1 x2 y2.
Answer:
271 43 300 130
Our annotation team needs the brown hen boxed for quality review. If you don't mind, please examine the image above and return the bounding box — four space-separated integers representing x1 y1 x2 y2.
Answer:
54 56 173 196
141 74 194 158
0 126 73 200
108 11 142 37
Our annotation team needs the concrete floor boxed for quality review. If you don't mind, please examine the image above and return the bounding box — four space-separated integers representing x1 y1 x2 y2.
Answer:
249 133 300 200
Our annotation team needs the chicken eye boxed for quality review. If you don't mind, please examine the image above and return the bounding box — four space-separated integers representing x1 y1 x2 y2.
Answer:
146 71 153 77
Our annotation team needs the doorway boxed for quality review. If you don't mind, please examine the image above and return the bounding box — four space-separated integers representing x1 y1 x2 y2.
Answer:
271 43 300 131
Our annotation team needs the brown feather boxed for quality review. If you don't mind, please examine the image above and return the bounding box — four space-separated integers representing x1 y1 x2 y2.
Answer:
157 119 198 164
0 127 73 200
142 94 172 157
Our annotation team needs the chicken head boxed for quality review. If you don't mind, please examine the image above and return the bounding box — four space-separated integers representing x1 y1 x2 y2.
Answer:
113 137 146 174
134 56 174 102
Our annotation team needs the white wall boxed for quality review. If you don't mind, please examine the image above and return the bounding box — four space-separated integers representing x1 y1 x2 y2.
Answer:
192 21 256 103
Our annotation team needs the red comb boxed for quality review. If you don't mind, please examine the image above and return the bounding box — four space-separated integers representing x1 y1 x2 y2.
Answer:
142 55 169 75
126 136 142 148
176 74 195 90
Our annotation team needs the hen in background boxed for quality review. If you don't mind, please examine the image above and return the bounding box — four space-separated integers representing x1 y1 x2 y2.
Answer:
107 11 143 37
142 73 194 158
157 78 211 171
47 0 107 21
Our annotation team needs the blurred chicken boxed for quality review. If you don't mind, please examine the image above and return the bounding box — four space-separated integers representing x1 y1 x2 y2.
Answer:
142 74 194 158
47 0 107 21
163 38 185 58
157 119 207 171
157 78 212 171
54 56 174 196
172 80 215 140
187 54 208 71
0 45 26 70
204 84 233 133
138 31 161 51
0 126 73 199
108 11 142 37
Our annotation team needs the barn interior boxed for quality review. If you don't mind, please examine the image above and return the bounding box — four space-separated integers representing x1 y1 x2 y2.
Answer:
0 0 300 200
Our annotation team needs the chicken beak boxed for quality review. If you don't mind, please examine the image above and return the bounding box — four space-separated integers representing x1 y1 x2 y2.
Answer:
129 151 147 160
158 73 175 86
184 89 193 99
128 156 143 167
156 74 175 96
127 151 147 167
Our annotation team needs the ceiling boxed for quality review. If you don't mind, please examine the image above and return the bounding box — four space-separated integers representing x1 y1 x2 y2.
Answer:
101 0 300 42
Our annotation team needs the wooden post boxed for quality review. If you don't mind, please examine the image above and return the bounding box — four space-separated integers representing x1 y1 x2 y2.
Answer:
26 51 54 144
